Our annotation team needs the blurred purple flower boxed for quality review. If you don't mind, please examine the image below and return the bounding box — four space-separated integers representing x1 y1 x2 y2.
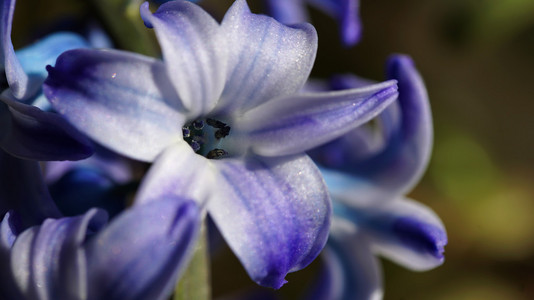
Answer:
306 55 447 299
0 150 200 300
0 0 93 161
266 0 362 47
44 0 398 288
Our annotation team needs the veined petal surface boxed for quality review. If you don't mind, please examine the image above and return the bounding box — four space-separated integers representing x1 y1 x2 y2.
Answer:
209 154 331 289
230 80 398 157
140 1 226 116
215 0 317 114
86 197 199 300
44 48 186 162
0 93 93 161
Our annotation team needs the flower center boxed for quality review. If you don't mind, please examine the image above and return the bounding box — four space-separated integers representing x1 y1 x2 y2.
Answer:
182 118 231 159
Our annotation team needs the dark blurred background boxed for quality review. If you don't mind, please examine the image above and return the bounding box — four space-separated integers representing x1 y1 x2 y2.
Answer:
12 0 534 299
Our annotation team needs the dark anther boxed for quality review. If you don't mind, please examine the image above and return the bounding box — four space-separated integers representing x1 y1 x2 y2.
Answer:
206 118 227 129
182 127 191 138
191 140 201 152
215 126 231 139
192 120 204 130
206 148 228 159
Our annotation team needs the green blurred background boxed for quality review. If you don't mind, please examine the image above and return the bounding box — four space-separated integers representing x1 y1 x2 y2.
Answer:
12 0 534 299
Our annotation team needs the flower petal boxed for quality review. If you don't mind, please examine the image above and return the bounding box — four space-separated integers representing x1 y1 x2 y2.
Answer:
0 151 62 229
0 211 24 299
140 1 226 116
10 209 107 300
16 32 89 88
336 197 447 271
265 0 309 25
135 141 217 206
0 94 94 161
209 154 331 288
86 197 199 300
0 0 30 99
307 222 382 300
310 55 432 199
309 0 362 46
44 48 185 162
229 80 398 157
214 0 317 114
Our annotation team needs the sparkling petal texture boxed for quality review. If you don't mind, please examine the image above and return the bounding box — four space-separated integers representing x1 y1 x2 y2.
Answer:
209 154 331 289
140 1 226 116
44 49 186 162
0 0 29 99
86 197 199 300
0 94 94 161
0 151 61 229
334 197 447 271
214 0 317 114
135 141 217 206
231 80 398 157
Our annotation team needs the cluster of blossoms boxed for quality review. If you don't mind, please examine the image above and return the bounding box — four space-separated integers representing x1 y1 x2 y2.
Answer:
0 0 447 299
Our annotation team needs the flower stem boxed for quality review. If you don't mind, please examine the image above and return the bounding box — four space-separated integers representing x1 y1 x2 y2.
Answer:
89 0 160 56
174 218 211 300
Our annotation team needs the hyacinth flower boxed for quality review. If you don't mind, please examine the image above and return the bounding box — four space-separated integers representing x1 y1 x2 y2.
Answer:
0 150 200 300
0 0 92 161
306 55 447 299
44 0 399 288
266 0 362 47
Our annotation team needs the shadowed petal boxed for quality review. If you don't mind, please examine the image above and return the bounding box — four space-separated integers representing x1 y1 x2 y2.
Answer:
135 141 217 206
140 1 226 116
0 0 29 99
229 80 398 157
210 154 331 288
0 94 94 161
86 197 199 300
0 151 62 229
214 0 317 114
44 48 186 162
335 197 447 271
307 221 382 300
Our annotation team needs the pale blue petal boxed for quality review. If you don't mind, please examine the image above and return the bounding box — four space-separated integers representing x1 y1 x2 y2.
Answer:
0 151 62 229
140 1 226 116
306 225 382 300
0 94 94 161
209 154 331 288
135 141 217 206
44 48 186 162
214 0 317 114
335 197 447 271
86 197 199 300
16 32 89 86
0 0 30 99
265 0 308 25
229 80 398 157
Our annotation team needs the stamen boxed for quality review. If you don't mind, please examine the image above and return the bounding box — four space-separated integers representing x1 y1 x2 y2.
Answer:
215 126 231 139
190 140 201 152
182 127 191 138
206 148 228 159
206 118 227 129
192 120 204 130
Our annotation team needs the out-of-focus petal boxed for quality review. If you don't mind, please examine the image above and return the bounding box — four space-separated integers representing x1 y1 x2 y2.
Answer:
307 220 382 300
86 197 199 300
0 211 24 299
214 0 317 114
10 209 107 300
140 1 226 116
0 0 30 99
265 0 308 25
336 197 447 271
229 80 398 157
135 141 217 206
44 48 186 162
0 151 62 228
0 94 94 161
209 154 330 289
16 32 89 87
308 0 362 46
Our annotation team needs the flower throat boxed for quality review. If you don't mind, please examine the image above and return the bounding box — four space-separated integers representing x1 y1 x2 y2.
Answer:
182 118 231 159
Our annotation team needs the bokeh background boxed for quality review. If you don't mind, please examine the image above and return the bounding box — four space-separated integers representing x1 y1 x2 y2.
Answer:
11 0 534 299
